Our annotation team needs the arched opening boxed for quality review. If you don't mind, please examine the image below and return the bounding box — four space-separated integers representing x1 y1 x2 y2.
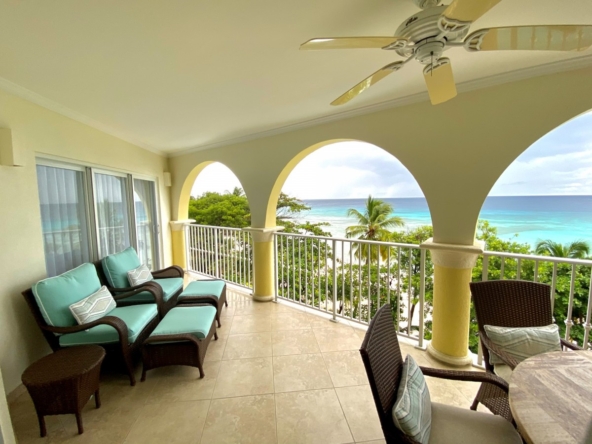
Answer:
476 109 592 348
189 162 249 227
183 162 253 288
272 139 432 340
479 110 592 250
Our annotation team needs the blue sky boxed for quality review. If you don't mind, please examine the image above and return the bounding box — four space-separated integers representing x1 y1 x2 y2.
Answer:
192 110 592 199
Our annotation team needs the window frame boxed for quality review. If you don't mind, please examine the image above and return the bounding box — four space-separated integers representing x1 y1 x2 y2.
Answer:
35 156 163 274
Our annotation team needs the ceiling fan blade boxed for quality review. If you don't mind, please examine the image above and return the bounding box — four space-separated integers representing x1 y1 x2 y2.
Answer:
331 62 405 106
465 25 592 52
423 58 457 105
442 0 501 23
300 37 407 50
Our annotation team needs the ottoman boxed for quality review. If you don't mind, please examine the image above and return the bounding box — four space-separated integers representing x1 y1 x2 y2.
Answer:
176 280 227 327
141 305 218 381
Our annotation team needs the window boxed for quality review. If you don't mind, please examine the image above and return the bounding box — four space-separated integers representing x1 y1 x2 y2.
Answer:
36 161 161 276
37 164 92 277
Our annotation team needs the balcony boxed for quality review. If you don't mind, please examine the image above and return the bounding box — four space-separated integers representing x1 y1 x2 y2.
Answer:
8 285 481 444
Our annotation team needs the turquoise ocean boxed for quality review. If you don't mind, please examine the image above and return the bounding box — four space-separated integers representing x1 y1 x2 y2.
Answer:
295 196 592 248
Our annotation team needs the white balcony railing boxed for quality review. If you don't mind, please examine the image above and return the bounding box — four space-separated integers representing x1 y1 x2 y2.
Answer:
275 232 427 347
184 224 592 355
185 224 254 290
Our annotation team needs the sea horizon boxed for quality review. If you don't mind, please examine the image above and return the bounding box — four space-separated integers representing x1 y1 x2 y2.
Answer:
293 195 592 248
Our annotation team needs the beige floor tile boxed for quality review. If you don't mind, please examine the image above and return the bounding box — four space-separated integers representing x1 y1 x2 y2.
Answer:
124 400 209 444
308 316 353 330
271 312 312 330
272 329 321 356
219 306 235 318
356 440 386 444
323 351 368 387
232 300 276 314
222 332 272 360
273 354 333 393
313 327 362 352
142 361 221 402
276 389 353 444
212 357 274 398
204 335 227 362
229 314 271 334
200 395 276 444
214 315 234 337
336 385 383 442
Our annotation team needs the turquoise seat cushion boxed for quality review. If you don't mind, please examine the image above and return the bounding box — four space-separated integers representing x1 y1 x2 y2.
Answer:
179 280 225 300
149 306 217 341
101 247 141 288
121 278 184 303
59 304 158 346
32 263 102 327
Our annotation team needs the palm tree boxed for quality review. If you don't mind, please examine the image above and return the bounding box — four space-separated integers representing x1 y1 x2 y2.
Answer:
535 239 590 259
345 195 404 262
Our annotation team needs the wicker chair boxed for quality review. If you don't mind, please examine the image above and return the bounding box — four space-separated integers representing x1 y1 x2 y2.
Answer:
94 260 184 317
360 304 521 444
470 280 581 418
23 286 159 386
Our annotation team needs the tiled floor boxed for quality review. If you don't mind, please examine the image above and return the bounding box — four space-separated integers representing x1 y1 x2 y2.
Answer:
9 288 485 444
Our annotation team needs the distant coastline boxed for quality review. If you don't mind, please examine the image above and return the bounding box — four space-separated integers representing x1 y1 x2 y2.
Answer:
294 195 592 247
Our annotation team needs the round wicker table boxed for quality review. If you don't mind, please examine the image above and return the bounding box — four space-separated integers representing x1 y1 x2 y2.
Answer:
509 350 592 444
21 345 105 437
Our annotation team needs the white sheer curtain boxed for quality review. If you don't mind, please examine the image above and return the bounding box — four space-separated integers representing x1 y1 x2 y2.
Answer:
94 173 131 258
133 179 159 269
36 165 91 276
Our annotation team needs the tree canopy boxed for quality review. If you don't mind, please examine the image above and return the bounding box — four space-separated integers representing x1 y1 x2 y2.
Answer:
346 195 405 262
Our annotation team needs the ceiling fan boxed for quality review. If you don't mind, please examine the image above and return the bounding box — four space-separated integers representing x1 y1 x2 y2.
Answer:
300 0 592 106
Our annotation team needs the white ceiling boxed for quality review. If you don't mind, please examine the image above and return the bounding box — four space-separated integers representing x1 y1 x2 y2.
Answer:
1 0 592 155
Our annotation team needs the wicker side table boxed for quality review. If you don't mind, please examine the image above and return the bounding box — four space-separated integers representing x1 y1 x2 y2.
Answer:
21 345 105 437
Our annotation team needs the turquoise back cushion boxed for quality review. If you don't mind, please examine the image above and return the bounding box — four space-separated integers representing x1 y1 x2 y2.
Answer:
32 263 102 327
101 247 141 288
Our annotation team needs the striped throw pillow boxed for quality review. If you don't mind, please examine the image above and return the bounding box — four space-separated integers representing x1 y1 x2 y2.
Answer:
127 264 153 286
69 286 116 325
484 324 561 366
392 355 431 444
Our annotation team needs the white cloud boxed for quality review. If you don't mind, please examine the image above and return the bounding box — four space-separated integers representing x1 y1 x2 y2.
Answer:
282 141 423 199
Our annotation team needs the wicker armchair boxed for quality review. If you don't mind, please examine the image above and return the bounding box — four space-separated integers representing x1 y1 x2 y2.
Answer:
470 280 581 418
360 304 521 444
23 286 159 386
94 260 184 317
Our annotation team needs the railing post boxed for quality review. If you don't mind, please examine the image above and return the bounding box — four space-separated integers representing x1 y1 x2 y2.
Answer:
274 233 279 303
184 224 191 272
332 239 338 322
214 229 220 279
417 248 426 349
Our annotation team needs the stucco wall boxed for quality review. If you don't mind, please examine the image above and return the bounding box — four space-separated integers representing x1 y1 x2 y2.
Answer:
170 66 592 245
0 88 172 393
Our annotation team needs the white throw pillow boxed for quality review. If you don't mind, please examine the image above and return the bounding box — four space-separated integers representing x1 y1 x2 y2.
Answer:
127 264 153 286
484 324 562 366
392 355 431 444
69 286 116 325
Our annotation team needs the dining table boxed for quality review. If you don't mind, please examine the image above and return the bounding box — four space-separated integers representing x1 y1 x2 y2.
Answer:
509 350 592 444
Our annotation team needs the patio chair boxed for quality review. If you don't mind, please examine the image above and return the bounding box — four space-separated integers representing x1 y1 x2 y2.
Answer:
470 280 581 418
23 263 160 386
95 247 185 317
360 304 522 444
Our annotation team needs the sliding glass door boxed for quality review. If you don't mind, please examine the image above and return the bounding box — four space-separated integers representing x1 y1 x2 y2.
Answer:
93 171 133 258
36 160 162 277
36 164 92 276
133 178 160 269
